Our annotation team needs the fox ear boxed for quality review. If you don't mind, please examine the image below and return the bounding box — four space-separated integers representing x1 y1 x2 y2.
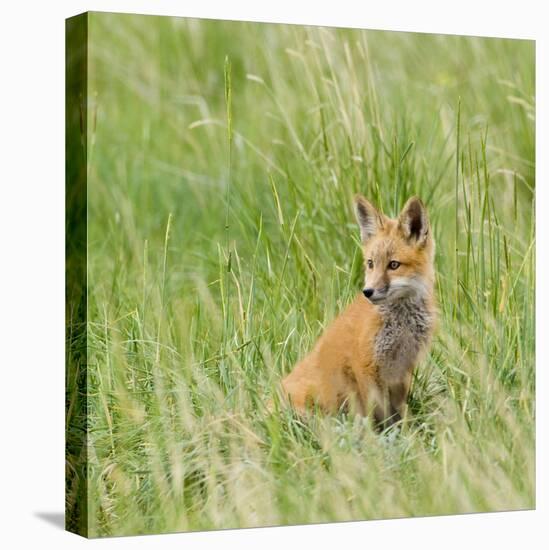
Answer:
398 197 429 245
355 195 383 242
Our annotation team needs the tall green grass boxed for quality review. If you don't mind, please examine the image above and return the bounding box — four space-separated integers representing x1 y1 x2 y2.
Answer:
69 12 534 537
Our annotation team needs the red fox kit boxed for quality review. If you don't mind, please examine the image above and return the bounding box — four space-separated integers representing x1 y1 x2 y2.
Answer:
281 196 436 427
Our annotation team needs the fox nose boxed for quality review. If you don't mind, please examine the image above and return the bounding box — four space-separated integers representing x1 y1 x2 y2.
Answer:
363 288 374 299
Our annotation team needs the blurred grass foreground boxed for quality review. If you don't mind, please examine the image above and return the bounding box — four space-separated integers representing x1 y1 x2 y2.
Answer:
65 12 535 537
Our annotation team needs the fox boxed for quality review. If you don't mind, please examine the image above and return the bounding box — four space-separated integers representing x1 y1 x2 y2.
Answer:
280 195 436 427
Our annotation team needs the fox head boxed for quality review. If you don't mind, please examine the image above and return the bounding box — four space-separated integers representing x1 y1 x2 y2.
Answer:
354 195 435 305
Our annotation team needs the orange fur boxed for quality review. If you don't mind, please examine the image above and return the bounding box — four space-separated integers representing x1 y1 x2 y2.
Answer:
281 295 381 415
281 195 436 426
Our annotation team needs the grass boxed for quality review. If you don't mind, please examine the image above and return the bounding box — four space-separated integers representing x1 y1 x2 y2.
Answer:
67 12 535 537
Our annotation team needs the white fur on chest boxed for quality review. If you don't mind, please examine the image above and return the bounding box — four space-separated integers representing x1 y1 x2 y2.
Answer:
375 298 432 382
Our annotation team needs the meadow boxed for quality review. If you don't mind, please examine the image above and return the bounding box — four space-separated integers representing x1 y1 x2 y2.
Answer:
66 12 535 537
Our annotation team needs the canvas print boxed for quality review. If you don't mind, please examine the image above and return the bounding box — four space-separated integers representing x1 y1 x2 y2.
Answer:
65 12 535 538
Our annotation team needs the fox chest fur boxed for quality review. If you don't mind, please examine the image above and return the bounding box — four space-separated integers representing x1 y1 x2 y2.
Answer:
375 297 433 383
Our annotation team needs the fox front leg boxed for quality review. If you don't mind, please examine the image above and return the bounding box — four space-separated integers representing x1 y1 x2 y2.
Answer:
371 383 393 430
387 373 413 426
372 375 412 430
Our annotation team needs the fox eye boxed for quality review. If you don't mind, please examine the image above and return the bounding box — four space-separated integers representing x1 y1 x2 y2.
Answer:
388 261 401 270
367 259 374 269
